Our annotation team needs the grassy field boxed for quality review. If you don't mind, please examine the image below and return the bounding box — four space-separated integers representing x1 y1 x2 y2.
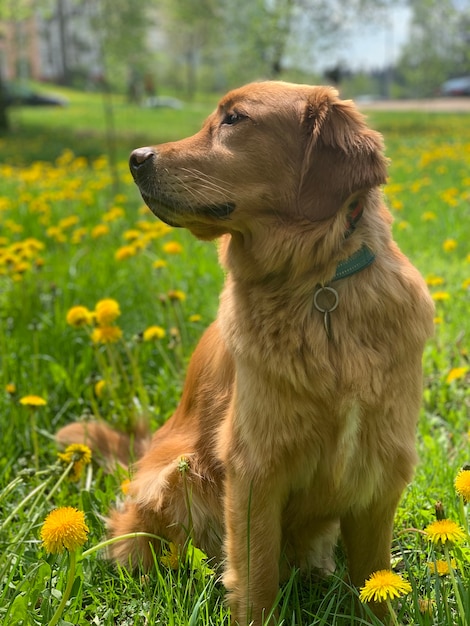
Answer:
0 86 469 625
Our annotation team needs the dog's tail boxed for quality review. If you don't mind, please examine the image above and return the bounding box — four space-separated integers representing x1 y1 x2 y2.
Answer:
56 420 151 472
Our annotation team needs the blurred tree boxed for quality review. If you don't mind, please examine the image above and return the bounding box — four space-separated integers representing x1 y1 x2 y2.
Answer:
92 0 153 94
397 0 470 96
160 0 223 98
226 0 406 86
159 0 400 94
0 0 36 131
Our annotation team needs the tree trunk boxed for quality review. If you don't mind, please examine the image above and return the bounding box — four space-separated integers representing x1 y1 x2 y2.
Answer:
0 76 9 133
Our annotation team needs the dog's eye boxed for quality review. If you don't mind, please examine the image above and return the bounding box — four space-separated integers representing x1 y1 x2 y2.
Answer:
221 111 246 126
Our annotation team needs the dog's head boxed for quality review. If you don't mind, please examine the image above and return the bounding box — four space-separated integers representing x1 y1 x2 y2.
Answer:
129 81 388 240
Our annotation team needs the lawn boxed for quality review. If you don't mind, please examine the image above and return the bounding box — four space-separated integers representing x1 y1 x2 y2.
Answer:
0 87 469 625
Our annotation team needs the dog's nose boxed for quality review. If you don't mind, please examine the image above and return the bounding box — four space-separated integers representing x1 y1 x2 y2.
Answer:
129 147 155 173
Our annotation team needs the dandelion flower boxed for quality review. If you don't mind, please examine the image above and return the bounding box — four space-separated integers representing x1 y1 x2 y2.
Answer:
5 383 16 395
58 443 92 466
66 305 93 327
20 395 47 407
91 326 122 344
446 367 468 384
189 314 202 323
432 291 450 302
123 229 141 241
359 570 412 603
426 274 445 287
41 507 89 554
455 469 470 502
442 238 457 252
95 298 121 326
143 325 166 341
160 542 180 570
58 443 92 481
152 259 167 269
121 478 131 495
427 559 456 576
168 289 186 302
424 519 465 546
162 241 183 255
94 379 106 398
91 224 109 238
418 598 434 616
115 245 137 261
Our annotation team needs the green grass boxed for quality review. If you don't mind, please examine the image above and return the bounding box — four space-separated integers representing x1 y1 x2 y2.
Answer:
0 86 469 625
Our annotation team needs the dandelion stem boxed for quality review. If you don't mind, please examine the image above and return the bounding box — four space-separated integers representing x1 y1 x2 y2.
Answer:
458 495 468 536
444 545 468 626
30 409 39 471
45 461 74 502
48 550 77 626
79 531 165 560
0 477 52 531
385 598 400 626
0 475 24 504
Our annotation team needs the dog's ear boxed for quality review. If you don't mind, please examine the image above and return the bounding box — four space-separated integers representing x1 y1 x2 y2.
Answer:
298 87 388 221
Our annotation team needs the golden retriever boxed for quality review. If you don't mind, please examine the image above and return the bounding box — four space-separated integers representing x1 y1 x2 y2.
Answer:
57 81 435 625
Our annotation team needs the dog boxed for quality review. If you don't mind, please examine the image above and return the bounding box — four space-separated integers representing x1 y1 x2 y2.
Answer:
57 81 435 625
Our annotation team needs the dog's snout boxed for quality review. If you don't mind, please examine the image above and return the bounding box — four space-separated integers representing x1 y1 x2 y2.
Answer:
129 147 156 174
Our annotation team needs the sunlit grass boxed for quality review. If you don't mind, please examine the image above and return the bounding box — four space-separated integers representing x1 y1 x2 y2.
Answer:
0 93 469 624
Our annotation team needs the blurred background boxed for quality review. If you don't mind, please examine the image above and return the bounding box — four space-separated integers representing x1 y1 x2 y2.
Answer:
0 0 469 129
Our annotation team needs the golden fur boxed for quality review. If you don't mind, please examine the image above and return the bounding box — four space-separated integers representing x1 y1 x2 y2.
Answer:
57 81 434 625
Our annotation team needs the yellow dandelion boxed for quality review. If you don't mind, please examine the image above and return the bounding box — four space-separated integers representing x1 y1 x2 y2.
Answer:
162 241 183 255
121 478 131 495
19 395 47 407
94 379 106 398
424 519 465 546
5 382 16 395
40 507 89 554
123 229 141 241
66 305 93 327
58 443 92 466
359 570 412 603
462 278 470 290
94 298 121 326
115 245 137 261
152 259 167 270
160 542 180 570
455 469 470 502
426 274 445 287
103 207 125 222
446 367 468 384
433 316 443 325
58 443 92 481
418 598 434 616
168 289 186 302
427 559 456 576
143 325 166 341
189 314 202 323
422 211 437 222
91 326 123 344
442 238 457 253
432 291 450 302
91 224 109 238
391 199 404 211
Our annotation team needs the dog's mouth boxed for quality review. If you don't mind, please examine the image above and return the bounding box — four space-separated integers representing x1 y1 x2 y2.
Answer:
138 190 236 227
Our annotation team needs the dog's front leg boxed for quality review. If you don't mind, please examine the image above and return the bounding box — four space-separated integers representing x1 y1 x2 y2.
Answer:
340 490 404 619
223 463 284 626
